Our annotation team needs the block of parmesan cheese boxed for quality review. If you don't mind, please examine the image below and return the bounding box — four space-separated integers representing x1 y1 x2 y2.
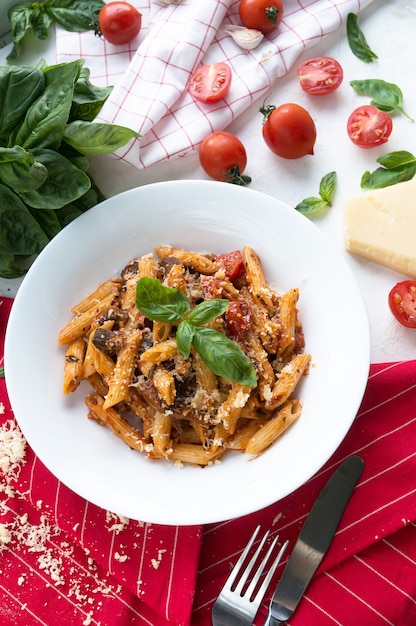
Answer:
344 179 416 277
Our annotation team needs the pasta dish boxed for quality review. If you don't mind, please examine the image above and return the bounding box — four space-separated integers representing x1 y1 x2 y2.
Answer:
58 246 311 466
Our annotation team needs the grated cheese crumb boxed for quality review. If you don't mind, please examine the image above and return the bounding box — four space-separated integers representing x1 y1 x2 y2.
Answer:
0 419 27 478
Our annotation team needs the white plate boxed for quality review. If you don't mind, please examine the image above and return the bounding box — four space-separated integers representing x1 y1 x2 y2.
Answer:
5 180 370 525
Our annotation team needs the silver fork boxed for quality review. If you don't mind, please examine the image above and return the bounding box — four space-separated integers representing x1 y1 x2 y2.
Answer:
212 525 289 626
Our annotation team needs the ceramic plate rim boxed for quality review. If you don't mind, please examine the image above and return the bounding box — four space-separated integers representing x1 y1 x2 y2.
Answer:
5 180 370 525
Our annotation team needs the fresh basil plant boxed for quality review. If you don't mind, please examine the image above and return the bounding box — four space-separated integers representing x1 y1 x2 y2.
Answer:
0 60 138 278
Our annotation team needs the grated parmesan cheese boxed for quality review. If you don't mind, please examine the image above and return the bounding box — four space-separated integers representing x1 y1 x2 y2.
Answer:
0 419 26 478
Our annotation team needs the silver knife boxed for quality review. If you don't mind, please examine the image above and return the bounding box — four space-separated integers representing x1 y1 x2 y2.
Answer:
267 454 364 625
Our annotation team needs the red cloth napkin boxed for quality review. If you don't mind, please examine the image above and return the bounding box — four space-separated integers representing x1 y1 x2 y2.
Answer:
1 293 416 626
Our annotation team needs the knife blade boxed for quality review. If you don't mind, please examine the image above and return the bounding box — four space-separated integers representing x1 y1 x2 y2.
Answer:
267 454 364 625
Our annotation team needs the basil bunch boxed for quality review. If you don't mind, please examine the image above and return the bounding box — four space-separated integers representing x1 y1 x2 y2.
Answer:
135 277 257 387
8 0 105 61
0 59 138 278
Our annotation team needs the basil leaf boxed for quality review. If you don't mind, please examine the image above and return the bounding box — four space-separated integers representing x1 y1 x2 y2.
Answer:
19 149 91 209
186 299 229 327
191 326 257 387
63 120 138 155
0 65 45 142
360 150 416 189
7 3 52 61
176 320 195 358
0 254 28 279
295 171 337 216
44 0 104 31
350 79 413 121
0 146 48 193
0 184 49 255
295 197 329 216
319 171 337 204
28 206 62 239
377 150 416 169
361 164 416 189
346 13 378 62
15 60 81 151
136 277 190 323
70 67 112 122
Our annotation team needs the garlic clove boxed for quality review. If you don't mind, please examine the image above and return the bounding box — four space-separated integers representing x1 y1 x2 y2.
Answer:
223 25 264 50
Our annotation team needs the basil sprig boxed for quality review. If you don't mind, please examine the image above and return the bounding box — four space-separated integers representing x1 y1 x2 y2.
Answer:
350 79 413 121
346 13 378 63
135 277 257 387
7 0 105 61
295 171 337 216
361 150 416 189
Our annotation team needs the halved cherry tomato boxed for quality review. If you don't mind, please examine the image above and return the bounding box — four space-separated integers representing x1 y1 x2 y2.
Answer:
98 2 142 45
260 102 317 159
239 0 284 34
388 280 416 328
217 251 245 281
297 56 344 95
347 105 393 148
199 131 251 185
188 62 232 103
225 300 252 338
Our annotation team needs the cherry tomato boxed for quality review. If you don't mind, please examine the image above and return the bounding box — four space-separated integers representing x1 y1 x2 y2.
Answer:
239 0 284 34
98 2 142 45
225 300 252 338
199 131 251 185
388 280 416 328
297 56 344 95
260 102 317 159
217 251 245 281
347 105 393 148
188 63 232 104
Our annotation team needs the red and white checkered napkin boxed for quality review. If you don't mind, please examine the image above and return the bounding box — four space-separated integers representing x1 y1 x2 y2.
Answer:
55 0 375 169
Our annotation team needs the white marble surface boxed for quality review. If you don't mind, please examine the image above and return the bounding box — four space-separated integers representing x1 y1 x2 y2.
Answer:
1 0 416 363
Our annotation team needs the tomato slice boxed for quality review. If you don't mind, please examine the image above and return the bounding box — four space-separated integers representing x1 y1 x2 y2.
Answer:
347 105 393 148
216 251 245 281
388 280 416 328
297 56 343 95
225 300 252 338
188 63 232 103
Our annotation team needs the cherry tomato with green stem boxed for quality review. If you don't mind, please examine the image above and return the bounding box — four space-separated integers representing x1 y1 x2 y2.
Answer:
260 102 317 159
239 0 284 34
347 105 393 148
98 2 142 45
199 132 251 185
297 56 344 95
189 63 232 104
388 280 416 328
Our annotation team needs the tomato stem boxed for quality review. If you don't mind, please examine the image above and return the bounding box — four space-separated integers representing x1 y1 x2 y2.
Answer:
226 166 252 186
265 6 280 25
259 101 276 123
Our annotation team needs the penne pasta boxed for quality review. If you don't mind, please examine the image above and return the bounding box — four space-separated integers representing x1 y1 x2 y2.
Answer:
60 246 311 466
